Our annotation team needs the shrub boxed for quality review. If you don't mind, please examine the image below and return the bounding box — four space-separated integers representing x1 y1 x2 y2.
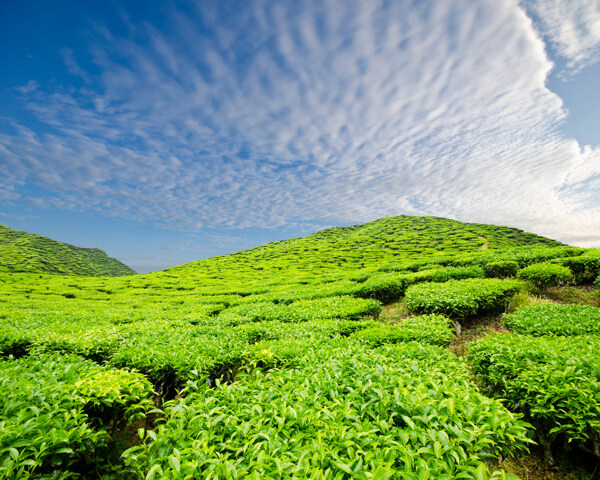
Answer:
558 250 600 284
350 314 454 347
219 296 382 325
483 261 519 278
406 266 484 283
124 343 530 479
352 273 406 303
0 353 153 479
404 278 524 318
516 263 573 290
468 334 600 464
503 303 600 336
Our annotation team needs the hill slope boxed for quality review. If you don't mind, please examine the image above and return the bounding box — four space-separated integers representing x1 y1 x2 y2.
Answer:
0 224 136 276
170 215 563 278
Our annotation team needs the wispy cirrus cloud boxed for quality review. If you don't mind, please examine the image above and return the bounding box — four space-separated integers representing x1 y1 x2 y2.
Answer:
1 0 599 247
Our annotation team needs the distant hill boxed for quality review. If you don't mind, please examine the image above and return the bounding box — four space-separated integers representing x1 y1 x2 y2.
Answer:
170 215 563 277
0 224 136 276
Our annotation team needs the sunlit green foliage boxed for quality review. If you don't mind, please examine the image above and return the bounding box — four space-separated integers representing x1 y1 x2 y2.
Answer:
0 215 596 477
503 304 600 336
557 250 600 284
123 343 531 479
350 315 455 347
0 352 153 479
483 261 519 278
468 335 600 462
218 296 382 324
0 224 135 276
516 263 573 290
404 279 524 318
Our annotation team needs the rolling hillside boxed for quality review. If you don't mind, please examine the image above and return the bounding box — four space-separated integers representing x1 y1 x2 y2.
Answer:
1 215 598 479
0 224 135 276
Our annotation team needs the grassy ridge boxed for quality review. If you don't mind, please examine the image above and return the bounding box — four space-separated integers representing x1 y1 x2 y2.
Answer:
0 224 135 276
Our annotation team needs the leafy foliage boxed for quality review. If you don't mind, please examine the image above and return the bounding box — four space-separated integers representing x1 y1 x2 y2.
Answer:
468 334 600 461
516 263 573 290
123 343 531 479
0 353 153 479
404 279 524 318
503 304 600 336
220 296 382 324
483 261 519 278
0 215 595 478
350 315 455 347
557 250 600 284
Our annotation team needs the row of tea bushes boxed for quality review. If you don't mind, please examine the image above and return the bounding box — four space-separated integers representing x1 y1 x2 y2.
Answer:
503 304 600 336
350 315 455 347
0 353 154 479
352 266 485 303
404 279 524 318
123 342 529 479
556 250 600 284
217 296 383 325
515 263 573 290
3 306 453 402
469 331 600 464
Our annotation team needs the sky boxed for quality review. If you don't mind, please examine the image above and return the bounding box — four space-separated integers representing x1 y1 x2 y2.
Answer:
1 0 599 273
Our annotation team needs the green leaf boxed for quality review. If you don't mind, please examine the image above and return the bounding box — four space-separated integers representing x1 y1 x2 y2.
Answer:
168 454 181 471
146 464 164 480
7 448 19 462
476 464 488 480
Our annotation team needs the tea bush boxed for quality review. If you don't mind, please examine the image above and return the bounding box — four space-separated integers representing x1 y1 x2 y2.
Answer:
350 315 455 347
352 273 406 303
503 304 600 336
468 334 600 462
220 296 382 324
404 279 524 318
557 249 600 284
483 261 519 278
0 353 153 479
516 263 573 290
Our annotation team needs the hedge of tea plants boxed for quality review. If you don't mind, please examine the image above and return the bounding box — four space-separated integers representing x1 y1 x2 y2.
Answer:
404 279 524 318
350 314 455 347
123 342 530 479
0 352 153 479
516 263 573 290
502 303 600 336
468 334 600 463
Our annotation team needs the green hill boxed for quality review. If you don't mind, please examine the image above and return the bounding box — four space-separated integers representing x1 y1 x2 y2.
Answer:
170 215 563 279
2 215 598 480
0 224 136 276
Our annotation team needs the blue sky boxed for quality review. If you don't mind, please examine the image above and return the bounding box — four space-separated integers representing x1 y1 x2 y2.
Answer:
1 0 599 273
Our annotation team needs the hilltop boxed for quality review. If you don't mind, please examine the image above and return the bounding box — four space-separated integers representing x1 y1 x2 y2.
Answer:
169 215 563 278
0 224 135 276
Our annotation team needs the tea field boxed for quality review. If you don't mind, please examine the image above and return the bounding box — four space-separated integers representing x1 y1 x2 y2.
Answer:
0 215 599 479
0 224 135 277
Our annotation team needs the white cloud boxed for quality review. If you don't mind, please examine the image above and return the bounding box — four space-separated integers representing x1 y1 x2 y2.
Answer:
521 0 600 72
1 0 599 247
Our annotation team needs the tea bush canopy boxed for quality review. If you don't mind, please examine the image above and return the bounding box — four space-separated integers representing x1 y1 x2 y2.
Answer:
516 263 573 290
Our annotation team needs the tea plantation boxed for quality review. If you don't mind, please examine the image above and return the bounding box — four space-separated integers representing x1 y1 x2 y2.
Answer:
0 224 135 276
0 215 599 479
